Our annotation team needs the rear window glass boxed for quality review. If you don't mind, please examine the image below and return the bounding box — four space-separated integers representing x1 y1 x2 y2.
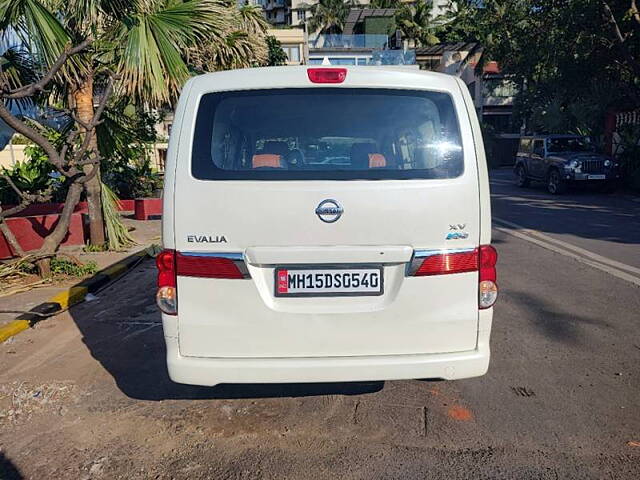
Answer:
191 88 464 180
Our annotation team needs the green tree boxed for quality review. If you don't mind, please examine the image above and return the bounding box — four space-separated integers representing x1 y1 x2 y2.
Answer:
306 0 359 35
1 0 269 246
442 0 640 135
266 36 288 66
396 1 440 47
368 0 402 8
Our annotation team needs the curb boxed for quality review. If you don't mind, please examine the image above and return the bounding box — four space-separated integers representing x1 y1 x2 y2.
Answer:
0 248 152 343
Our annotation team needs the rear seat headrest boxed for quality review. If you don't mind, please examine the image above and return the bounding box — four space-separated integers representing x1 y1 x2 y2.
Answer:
368 153 386 168
252 154 282 168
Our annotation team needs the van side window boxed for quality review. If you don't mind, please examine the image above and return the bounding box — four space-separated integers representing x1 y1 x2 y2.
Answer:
192 88 465 181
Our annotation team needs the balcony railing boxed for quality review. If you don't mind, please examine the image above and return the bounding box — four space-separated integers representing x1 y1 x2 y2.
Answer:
309 34 390 50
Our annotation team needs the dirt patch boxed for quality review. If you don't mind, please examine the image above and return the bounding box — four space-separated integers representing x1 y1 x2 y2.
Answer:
0 380 78 426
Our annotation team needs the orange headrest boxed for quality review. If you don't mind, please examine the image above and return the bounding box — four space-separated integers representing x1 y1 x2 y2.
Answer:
368 153 386 168
252 154 282 168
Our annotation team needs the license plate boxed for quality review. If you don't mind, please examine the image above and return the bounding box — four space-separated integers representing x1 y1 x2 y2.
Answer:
588 174 606 180
275 266 383 297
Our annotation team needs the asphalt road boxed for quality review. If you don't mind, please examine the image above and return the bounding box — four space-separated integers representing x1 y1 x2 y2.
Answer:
1 174 639 479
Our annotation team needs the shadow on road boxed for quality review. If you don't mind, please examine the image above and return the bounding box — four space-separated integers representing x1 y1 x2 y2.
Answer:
0 452 23 480
69 260 384 401
505 289 610 344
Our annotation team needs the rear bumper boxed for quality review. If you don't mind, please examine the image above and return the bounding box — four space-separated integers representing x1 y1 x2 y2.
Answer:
163 333 491 386
565 171 619 181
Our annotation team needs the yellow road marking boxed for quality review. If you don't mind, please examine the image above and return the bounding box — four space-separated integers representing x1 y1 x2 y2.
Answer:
0 320 31 343
50 286 88 309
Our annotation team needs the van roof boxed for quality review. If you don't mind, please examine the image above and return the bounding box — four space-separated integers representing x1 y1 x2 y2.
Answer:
186 66 463 95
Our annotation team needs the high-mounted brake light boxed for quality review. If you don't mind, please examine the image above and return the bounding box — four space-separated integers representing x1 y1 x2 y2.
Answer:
307 68 347 84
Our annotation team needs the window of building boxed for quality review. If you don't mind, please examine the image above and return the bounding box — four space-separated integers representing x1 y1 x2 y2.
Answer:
328 57 356 65
420 57 441 71
483 77 518 98
288 46 300 62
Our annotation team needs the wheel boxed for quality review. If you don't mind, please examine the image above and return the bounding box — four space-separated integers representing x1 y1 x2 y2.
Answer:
515 165 530 187
547 169 567 194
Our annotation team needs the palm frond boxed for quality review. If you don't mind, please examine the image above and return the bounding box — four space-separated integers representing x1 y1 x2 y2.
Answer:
110 0 229 106
0 0 71 68
101 181 136 251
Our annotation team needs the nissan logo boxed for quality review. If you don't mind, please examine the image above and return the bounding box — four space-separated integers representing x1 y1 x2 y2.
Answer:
315 199 343 223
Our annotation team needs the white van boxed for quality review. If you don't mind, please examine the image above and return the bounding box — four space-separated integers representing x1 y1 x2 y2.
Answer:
156 66 497 386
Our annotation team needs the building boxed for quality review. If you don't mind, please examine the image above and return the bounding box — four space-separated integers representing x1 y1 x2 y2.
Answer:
243 0 451 28
416 44 517 134
308 8 416 67
268 28 307 65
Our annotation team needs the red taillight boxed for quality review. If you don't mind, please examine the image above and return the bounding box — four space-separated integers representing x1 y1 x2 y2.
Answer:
307 68 347 84
156 249 176 287
176 253 244 279
478 245 498 282
414 250 478 276
409 246 498 309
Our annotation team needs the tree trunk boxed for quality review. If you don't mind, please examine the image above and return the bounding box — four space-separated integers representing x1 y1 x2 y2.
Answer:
0 218 25 257
73 76 105 246
34 182 84 276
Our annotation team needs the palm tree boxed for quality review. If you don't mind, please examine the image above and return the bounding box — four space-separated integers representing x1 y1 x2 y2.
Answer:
368 0 403 9
186 4 271 72
306 0 359 36
396 1 440 47
1 0 268 245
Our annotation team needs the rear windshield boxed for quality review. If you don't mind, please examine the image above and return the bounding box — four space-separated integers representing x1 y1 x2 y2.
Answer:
191 88 464 180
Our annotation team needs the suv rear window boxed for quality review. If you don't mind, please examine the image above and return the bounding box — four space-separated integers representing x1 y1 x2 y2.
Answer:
191 88 464 180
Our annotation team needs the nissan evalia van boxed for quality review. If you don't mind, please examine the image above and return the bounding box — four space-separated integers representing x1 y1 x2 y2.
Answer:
156 66 497 386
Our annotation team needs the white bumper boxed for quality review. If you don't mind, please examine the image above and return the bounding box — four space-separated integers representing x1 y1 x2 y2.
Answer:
162 331 491 386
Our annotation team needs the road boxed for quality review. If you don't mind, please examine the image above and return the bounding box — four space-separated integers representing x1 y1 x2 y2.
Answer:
1 171 639 479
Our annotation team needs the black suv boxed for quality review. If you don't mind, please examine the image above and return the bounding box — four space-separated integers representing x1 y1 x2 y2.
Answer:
514 135 621 194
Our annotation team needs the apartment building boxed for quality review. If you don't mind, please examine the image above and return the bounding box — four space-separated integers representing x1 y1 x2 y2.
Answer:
241 0 451 28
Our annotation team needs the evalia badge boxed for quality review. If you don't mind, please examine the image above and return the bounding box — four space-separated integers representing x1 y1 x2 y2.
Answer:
187 235 227 243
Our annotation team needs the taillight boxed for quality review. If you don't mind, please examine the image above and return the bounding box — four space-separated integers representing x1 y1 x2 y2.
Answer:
155 251 247 315
175 253 244 279
307 68 347 84
156 249 177 315
413 250 478 276
478 245 498 309
409 246 498 309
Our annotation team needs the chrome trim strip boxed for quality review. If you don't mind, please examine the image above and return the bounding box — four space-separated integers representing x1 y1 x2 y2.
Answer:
180 251 244 261
413 247 476 258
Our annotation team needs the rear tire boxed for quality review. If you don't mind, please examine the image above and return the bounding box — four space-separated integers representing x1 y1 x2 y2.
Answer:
515 165 530 187
547 169 567 194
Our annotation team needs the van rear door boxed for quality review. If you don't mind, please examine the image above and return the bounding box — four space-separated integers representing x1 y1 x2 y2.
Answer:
172 77 481 358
